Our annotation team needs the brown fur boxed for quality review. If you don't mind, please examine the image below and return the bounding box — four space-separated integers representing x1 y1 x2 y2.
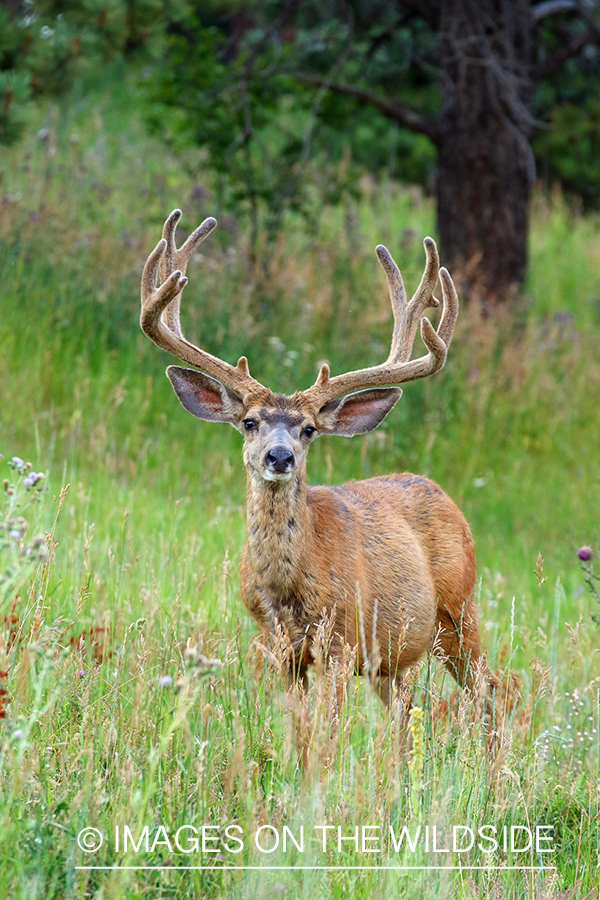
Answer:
141 212 493 713
240 454 481 699
231 387 485 706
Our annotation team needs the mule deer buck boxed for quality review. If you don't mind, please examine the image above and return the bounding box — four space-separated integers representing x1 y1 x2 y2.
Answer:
141 210 490 709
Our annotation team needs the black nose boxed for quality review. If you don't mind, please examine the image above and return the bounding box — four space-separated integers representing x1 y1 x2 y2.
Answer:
265 446 294 473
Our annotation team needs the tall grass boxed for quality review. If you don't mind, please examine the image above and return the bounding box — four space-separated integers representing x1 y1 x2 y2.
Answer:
1 71 599 897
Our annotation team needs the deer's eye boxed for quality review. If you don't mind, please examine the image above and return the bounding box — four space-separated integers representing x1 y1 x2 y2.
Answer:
303 426 317 439
243 419 257 432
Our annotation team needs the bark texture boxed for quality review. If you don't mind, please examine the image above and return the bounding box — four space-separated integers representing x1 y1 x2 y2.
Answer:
436 0 534 304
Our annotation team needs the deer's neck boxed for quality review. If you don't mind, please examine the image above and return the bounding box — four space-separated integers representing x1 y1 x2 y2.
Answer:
245 469 310 591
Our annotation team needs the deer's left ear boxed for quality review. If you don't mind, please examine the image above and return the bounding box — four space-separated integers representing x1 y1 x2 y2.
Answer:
316 387 402 437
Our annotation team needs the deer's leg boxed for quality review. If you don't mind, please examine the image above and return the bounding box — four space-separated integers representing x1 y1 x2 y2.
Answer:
436 601 503 735
281 644 309 694
377 672 419 717
285 661 309 693
375 674 413 755
435 600 483 690
376 674 398 708
325 656 347 716
320 633 357 717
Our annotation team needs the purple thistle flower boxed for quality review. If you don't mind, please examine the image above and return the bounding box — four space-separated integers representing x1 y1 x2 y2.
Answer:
578 546 593 561
159 675 173 687
9 530 21 539
12 729 24 740
11 457 24 467
23 476 35 487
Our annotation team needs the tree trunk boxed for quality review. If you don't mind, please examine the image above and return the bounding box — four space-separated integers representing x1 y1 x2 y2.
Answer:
436 0 534 305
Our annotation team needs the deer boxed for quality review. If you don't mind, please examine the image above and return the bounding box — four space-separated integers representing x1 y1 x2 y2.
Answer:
140 209 492 712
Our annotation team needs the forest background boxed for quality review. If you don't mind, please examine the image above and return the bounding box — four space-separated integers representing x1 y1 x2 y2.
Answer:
1 2 600 898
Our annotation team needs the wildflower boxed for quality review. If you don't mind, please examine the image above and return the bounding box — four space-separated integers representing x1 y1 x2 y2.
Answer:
12 729 24 740
578 546 593 561
10 457 24 468
23 476 35 487
191 184 207 201
8 530 21 540
555 312 574 324
78 670 85 677
159 675 172 687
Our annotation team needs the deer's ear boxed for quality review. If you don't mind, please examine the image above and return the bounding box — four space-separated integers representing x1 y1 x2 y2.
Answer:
167 366 244 426
316 387 402 437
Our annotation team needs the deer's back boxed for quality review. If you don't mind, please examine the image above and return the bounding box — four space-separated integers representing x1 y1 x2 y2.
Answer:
305 473 476 672
320 472 476 602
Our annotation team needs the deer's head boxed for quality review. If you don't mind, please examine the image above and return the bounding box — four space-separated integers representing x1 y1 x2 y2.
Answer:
165 370 402 484
141 211 458 486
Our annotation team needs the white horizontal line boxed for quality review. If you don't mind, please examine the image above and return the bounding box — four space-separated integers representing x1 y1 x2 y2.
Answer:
75 865 557 871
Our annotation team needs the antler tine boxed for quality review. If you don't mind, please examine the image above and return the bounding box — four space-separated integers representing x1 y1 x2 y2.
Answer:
158 209 217 337
377 237 440 364
398 237 440 360
437 266 459 349
141 211 263 397
304 236 458 408
374 244 407 361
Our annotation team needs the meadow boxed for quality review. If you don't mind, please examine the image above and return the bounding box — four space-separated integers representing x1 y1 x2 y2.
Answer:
1 71 599 898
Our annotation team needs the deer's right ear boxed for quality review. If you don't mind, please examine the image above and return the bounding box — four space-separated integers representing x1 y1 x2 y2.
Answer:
166 366 244 426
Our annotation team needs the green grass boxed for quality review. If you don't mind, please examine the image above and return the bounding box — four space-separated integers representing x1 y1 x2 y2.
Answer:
1 71 599 898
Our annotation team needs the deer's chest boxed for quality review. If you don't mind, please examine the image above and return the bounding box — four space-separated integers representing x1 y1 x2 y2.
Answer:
239 537 320 651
